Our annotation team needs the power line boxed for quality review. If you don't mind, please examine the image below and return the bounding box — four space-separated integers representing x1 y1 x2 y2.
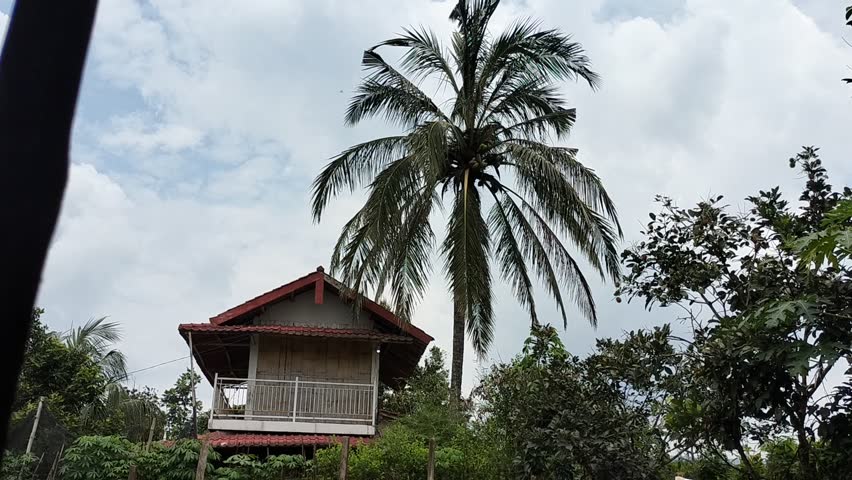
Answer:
124 333 254 377
125 356 189 375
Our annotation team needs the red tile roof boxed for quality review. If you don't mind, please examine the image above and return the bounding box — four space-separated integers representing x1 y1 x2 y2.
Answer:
209 268 433 345
204 432 371 448
178 324 412 343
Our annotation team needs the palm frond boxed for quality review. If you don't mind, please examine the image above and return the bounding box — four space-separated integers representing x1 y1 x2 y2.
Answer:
346 50 448 127
506 142 621 280
334 154 425 293
482 74 566 127
101 349 129 382
64 316 128 381
506 140 621 233
488 195 538 325
311 136 408 221
500 191 597 327
503 108 576 141
376 188 440 322
480 19 599 91
375 27 459 93
441 177 493 355
449 0 500 128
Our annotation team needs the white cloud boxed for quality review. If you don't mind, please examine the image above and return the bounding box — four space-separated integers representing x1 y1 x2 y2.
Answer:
100 114 204 153
11 0 851 397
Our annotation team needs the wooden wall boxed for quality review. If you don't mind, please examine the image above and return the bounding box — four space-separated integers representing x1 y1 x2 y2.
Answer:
256 336 372 384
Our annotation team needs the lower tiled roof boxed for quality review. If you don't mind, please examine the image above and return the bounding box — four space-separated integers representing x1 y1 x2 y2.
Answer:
204 431 371 448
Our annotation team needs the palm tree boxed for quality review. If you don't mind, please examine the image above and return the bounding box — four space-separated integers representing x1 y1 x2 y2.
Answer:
311 0 621 399
63 317 162 437
63 316 127 382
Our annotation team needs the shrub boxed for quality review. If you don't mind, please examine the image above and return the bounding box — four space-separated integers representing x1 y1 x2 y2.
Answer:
62 436 136 480
136 439 219 480
310 424 480 480
0 451 37 480
214 453 307 479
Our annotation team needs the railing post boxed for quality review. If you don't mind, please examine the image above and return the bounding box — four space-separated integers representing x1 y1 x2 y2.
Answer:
292 376 299 422
211 372 219 416
370 344 380 427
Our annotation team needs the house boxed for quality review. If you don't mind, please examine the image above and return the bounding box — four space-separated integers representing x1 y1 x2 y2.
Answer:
178 267 433 449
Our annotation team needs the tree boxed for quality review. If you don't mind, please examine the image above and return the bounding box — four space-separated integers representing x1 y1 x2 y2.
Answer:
311 0 621 399
14 309 106 432
59 316 163 439
382 347 467 443
13 309 162 441
477 325 666 479
162 369 205 439
618 147 852 479
62 316 127 382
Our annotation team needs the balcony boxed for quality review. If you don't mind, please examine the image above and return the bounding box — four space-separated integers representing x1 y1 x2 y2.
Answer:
208 376 377 436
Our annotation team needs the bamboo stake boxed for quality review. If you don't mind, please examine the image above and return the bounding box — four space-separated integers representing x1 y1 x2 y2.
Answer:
25 397 44 454
145 417 156 452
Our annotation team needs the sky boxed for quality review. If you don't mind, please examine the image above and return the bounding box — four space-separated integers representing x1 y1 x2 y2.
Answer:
1 0 851 402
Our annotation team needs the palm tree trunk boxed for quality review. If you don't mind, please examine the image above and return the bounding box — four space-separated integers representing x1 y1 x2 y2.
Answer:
450 297 465 401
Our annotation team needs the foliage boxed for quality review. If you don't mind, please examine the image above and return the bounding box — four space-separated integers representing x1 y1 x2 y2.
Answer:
619 147 852 479
0 451 36 480
14 309 107 434
162 369 206 439
63 317 127 382
136 439 219 480
312 346 507 480
85 386 166 442
13 309 164 443
478 324 670 479
60 436 223 480
311 0 620 397
381 347 466 441
313 426 478 480
214 453 307 480
62 435 137 480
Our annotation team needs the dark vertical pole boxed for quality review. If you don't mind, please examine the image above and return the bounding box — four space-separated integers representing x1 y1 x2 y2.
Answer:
427 438 436 480
189 332 197 437
0 0 99 458
127 465 137 480
338 436 350 480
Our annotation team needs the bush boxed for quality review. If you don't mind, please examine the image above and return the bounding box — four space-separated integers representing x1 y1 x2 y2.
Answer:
1 451 37 480
136 439 219 480
311 423 497 480
62 436 136 480
214 453 307 479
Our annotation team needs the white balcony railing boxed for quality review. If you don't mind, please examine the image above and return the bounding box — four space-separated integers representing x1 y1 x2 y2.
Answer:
211 376 376 426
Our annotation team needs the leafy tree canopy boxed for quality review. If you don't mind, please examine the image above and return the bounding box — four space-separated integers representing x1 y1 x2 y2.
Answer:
619 147 852 479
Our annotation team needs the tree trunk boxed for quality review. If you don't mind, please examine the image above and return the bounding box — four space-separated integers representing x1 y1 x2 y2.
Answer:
796 430 815 479
794 409 816 479
450 297 465 401
733 440 759 480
